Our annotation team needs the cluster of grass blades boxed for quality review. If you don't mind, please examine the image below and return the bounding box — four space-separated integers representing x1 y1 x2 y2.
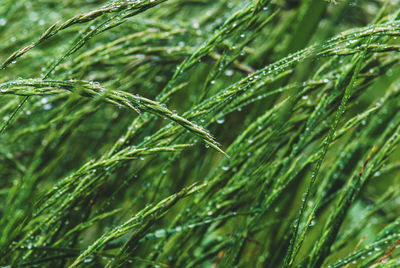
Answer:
1 0 400 267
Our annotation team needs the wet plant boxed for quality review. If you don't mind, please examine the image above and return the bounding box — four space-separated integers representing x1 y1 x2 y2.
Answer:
1 0 400 267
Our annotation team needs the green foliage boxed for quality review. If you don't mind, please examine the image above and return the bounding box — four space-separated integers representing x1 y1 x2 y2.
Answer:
1 0 400 267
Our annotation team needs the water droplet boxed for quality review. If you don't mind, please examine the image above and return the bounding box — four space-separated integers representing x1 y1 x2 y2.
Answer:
216 117 225 124
154 229 166 238
83 257 93 263
43 103 52 110
225 69 233 76
374 171 381 177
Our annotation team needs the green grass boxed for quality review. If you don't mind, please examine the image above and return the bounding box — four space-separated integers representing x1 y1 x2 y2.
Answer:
1 0 400 267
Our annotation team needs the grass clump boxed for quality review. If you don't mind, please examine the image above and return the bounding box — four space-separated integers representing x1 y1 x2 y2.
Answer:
1 0 400 267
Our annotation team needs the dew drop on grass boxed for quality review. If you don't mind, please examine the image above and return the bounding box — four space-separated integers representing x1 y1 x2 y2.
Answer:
83 257 93 263
155 229 166 238
43 103 52 110
0 18 6 26
222 166 229 171
92 81 100 87
225 69 233 76
216 117 225 124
